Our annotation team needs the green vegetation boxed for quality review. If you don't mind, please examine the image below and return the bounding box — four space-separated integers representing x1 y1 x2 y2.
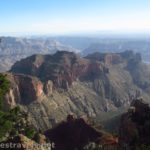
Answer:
0 74 10 110
0 106 21 141
25 127 36 139
0 74 36 141
0 105 37 141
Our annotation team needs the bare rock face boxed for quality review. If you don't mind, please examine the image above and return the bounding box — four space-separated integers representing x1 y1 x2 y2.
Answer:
44 80 53 96
85 52 124 65
14 74 44 103
4 89 17 109
10 51 108 89
3 73 44 109
104 54 122 65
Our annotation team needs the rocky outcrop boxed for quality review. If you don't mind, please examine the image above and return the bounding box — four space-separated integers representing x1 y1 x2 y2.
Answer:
10 51 108 89
126 52 150 92
3 73 44 109
104 54 122 65
44 80 53 96
44 115 118 150
86 52 123 65
119 99 150 150
86 50 141 65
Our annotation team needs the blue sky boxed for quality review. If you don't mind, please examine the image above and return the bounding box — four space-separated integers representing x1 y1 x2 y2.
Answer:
1 0 150 35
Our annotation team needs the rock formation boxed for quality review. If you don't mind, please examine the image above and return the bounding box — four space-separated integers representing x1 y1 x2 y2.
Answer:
3 73 44 109
119 99 150 150
10 51 108 89
1 50 150 130
44 115 118 150
0 37 79 72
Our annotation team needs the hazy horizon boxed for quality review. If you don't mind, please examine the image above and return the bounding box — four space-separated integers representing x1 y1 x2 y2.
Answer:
1 0 150 36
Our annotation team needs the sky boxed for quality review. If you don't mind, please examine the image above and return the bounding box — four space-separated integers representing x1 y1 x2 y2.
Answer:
1 0 150 36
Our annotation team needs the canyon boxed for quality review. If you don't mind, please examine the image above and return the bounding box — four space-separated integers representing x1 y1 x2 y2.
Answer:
2 50 150 131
